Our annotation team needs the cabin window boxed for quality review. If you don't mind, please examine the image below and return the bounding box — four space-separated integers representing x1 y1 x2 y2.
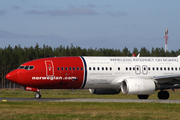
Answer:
81 67 83 70
164 67 166 71
148 67 150 71
69 67 72 70
77 67 79 70
171 67 173 71
89 67 91 70
133 67 135 70
118 67 120 71
168 67 170 70
126 67 128 70
93 67 95 70
160 67 162 70
65 67 68 70
137 67 139 70
73 67 76 70
97 67 100 70
110 67 112 70
175 67 177 70
57 67 60 70
102 67 104 70
106 67 108 70
152 67 155 71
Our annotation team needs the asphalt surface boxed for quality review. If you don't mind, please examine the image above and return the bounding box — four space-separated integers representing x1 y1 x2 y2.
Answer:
1 98 180 103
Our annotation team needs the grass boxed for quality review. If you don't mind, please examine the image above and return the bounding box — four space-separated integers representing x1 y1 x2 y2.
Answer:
0 89 180 99
0 101 180 120
1 89 180 119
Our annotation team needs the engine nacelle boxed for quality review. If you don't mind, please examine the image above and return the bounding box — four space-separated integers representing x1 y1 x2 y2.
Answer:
89 89 120 95
121 78 155 95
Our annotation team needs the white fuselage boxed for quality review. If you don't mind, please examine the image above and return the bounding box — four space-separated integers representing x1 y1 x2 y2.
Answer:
83 57 180 89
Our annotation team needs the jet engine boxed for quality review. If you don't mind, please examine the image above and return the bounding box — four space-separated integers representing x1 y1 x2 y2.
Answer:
89 89 120 95
121 78 155 95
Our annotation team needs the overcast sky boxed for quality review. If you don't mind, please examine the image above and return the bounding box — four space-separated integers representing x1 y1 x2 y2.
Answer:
0 0 180 51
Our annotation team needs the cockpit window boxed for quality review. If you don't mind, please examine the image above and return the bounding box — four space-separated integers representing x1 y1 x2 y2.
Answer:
24 66 29 70
18 65 34 70
29 66 34 70
18 66 25 69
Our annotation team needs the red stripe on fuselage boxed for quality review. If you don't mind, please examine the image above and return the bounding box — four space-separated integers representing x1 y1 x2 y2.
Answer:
14 57 85 89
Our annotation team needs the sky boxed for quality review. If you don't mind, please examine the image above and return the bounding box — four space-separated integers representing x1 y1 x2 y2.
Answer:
0 0 180 52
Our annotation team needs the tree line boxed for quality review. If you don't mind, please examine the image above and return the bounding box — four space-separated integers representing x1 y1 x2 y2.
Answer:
1 43 180 89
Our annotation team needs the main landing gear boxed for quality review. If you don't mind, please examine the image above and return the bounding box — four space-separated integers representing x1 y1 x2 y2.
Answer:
137 90 170 100
35 92 41 99
157 90 169 100
137 95 149 99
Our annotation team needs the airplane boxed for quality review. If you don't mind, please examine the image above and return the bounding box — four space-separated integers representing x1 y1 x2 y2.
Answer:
5 56 180 99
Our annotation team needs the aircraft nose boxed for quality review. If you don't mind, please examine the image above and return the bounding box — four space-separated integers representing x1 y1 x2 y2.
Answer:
6 70 18 83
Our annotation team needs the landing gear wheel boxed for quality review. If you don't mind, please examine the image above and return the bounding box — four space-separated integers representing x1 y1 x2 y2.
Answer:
137 95 149 99
35 92 41 99
158 91 169 100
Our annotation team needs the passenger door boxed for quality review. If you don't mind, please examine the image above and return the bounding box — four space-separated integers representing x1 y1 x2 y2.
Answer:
45 60 54 76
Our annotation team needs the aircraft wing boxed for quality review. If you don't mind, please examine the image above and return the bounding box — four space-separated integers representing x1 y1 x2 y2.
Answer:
154 74 180 80
153 74 180 84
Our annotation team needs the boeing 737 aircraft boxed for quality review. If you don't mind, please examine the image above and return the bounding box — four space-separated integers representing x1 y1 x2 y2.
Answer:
6 56 180 99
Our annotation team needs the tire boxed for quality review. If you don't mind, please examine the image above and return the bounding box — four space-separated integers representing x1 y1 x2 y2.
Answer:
137 95 149 99
35 93 41 99
158 91 169 100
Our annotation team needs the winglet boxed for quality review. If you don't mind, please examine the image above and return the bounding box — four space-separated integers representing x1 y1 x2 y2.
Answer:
137 53 140 57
